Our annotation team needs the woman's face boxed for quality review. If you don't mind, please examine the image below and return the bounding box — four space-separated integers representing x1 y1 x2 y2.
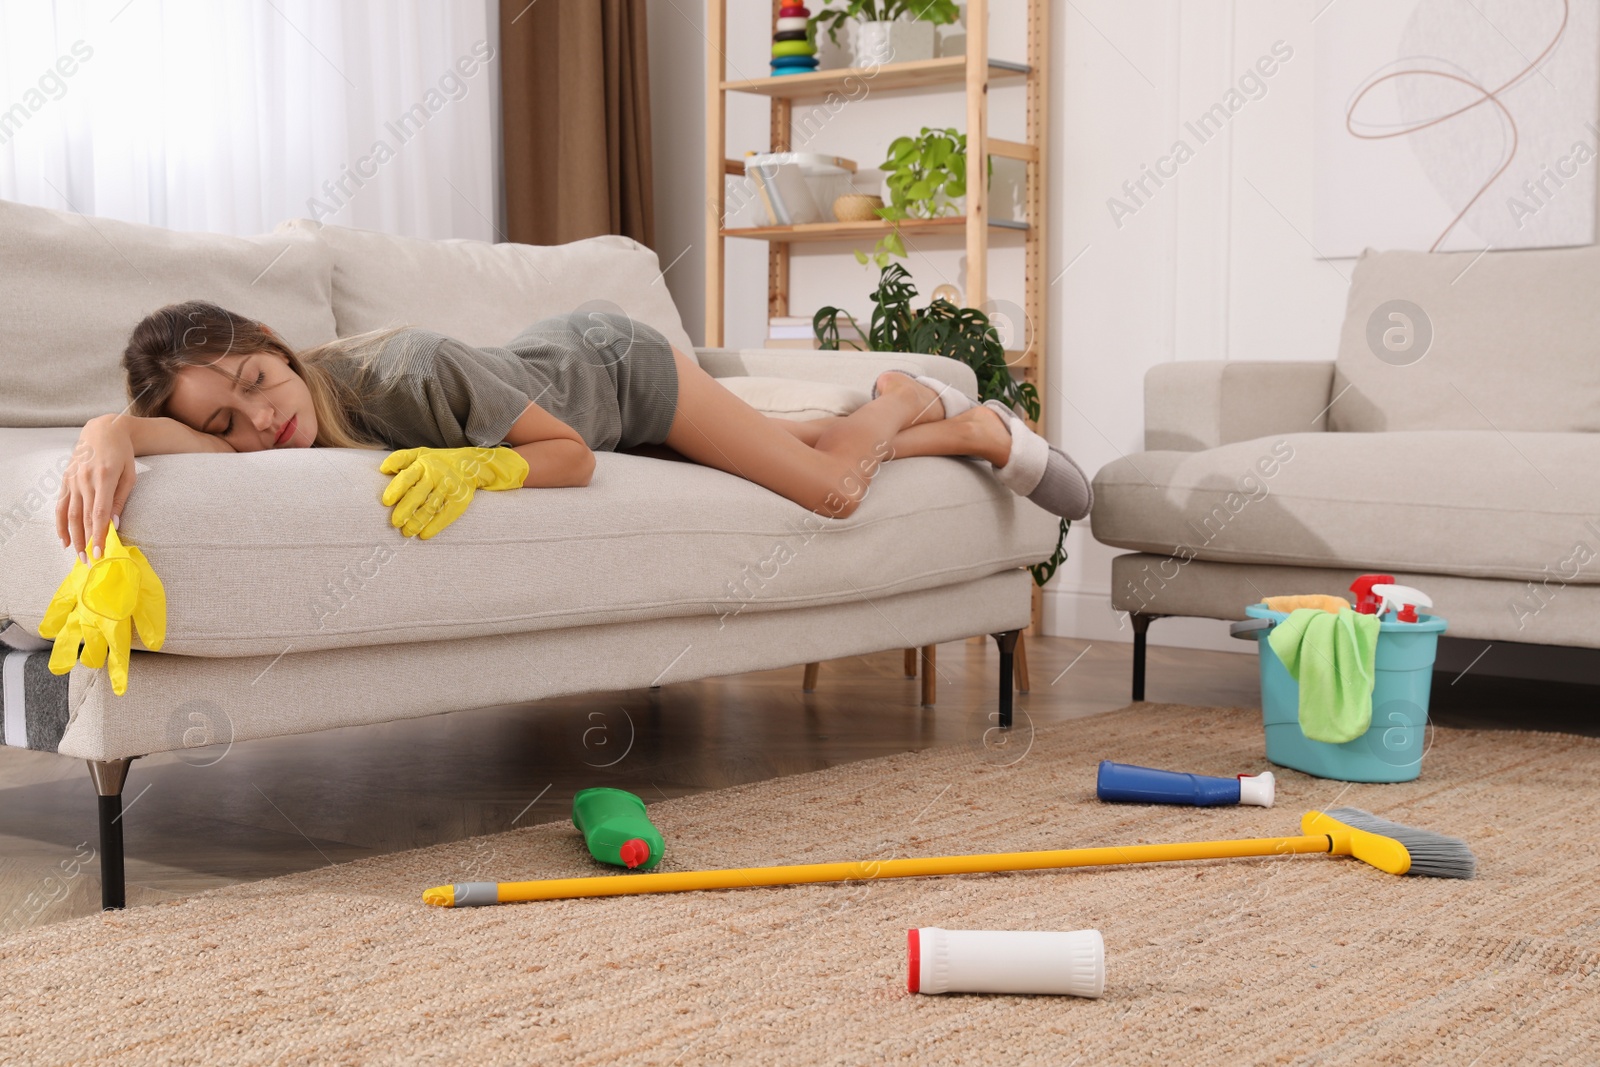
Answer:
165 349 318 451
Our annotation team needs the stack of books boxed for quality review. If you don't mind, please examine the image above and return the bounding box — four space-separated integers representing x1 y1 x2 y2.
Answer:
765 315 868 350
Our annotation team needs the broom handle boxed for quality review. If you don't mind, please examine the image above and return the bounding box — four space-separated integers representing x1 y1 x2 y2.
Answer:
489 833 1337 903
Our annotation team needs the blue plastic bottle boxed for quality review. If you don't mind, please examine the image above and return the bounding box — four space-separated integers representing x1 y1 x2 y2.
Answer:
1096 760 1274 807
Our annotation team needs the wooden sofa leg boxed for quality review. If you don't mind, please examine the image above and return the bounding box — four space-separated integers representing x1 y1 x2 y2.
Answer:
802 662 820 692
1015 631 1030 693
919 645 936 706
87 758 135 911
1130 612 1157 702
903 648 917 678
990 629 1021 729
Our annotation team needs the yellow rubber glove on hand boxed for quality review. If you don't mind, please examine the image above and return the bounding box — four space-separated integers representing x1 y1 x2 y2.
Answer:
379 445 529 539
37 521 167 697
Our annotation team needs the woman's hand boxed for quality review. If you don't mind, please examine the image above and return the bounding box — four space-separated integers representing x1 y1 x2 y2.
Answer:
56 416 141 564
55 414 236 563
379 445 530 539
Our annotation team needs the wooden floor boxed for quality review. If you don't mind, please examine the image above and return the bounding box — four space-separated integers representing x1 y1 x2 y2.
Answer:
0 635 1590 935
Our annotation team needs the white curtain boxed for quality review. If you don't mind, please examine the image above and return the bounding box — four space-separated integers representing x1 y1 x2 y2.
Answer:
0 0 499 239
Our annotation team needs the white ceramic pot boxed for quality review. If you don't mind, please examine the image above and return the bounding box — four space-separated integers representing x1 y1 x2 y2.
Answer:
814 19 853 70
936 3 968 58
854 19 936 67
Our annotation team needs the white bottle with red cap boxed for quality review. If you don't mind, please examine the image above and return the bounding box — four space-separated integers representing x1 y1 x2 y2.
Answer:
908 927 1105 997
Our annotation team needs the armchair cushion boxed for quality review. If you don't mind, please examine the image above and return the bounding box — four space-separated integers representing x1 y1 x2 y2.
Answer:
1091 430 1599 584
1144 361 1335 452
1331 244 1600 433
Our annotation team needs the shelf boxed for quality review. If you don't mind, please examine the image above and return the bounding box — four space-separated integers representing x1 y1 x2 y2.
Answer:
722 215 1028 243
723 55 1029 98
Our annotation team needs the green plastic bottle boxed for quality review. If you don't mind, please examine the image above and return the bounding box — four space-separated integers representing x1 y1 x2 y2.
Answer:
571 787 665 870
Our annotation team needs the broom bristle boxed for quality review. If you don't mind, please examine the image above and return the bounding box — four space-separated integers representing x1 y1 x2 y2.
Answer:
1326 807 1477 879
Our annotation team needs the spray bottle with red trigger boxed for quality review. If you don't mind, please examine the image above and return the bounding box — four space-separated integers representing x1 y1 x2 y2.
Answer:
1350 574 1433 623
1348 574 1395 615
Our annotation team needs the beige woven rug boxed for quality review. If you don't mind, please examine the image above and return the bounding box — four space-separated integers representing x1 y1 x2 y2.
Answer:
3 703 1597 1066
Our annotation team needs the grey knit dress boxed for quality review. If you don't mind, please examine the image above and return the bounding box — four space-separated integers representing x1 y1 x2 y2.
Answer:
327 310 681 452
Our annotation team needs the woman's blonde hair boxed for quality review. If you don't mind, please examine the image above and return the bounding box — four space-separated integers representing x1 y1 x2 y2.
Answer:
122 300 408 450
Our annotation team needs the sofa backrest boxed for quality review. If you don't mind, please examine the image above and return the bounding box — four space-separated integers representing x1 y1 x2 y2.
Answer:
0 197 339 428
0 197 700 431
274 219 697 359
1331 243 1600 433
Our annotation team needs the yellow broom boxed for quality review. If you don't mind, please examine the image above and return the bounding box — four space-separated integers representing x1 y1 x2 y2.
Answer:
421 807 1475 908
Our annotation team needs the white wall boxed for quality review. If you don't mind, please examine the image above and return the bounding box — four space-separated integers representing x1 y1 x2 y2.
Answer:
647 1 1352 651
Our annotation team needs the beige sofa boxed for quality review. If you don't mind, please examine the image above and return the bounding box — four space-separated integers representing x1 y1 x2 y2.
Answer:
0 198 1059 909
1090 241 1600 698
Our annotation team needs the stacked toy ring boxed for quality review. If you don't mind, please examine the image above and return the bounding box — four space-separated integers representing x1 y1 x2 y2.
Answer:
770 5 818 76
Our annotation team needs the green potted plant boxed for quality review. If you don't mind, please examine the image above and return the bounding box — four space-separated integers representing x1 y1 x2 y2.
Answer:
811 263 1069 586
859 126 994 269
809 0 961 67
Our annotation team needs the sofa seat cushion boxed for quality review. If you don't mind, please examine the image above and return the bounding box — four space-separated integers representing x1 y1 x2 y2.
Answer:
1091 431 1600 584
0 428 1059 659
276 219 697 360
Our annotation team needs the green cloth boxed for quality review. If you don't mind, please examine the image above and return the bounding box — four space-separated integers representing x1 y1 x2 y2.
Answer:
1266 607 1381 744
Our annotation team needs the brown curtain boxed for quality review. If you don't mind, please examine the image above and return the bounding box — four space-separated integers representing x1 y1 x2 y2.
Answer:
500 0 655 249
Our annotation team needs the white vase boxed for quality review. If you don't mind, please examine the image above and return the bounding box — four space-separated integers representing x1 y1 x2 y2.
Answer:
814 19 852 70
853 19 936 67
936 3 967 58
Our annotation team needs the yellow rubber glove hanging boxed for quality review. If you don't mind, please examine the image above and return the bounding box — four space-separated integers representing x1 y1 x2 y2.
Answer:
37 521 167 697
379 446 529 540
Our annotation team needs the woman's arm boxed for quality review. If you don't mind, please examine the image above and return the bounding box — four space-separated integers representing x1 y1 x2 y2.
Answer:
56 413 234 563
106 413 238 457
499 402 595 488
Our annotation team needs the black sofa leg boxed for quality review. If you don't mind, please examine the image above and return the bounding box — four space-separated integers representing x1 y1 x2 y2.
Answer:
87 758 134 911
1130 612 1157 702
990 629 1021 730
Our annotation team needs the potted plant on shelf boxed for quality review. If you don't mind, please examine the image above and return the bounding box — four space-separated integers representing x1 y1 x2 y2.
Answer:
809 0 961 68
810 263 1069 587
858 125 994 270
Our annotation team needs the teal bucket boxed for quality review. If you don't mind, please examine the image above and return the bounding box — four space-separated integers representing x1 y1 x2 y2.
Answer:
1233 604 1447 783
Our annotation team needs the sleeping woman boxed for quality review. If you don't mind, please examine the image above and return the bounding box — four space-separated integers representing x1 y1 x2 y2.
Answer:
54 300 1091 562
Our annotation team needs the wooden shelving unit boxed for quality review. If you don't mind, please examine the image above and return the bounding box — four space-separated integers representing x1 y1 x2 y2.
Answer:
704 0 1052 668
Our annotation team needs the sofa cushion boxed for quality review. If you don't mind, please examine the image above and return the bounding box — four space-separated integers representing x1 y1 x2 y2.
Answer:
716 376 869 420
0 428 1060 658
0 197 338 429
1091 431 1600 584
277 219 697 360
697 348 979 399
1331 244 1600 433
